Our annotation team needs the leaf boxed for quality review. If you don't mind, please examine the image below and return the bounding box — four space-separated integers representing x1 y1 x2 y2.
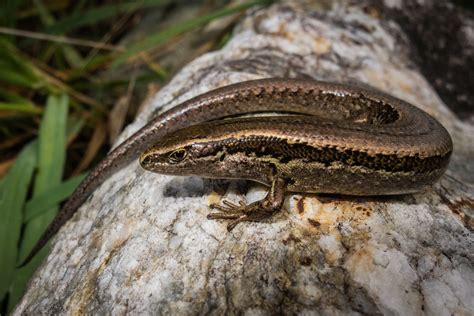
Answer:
0 101 42 114
0 37 50 90
0 0 22 28
9 94 69 310
46 0 171 34
0 141 37 301
0 157 15 178
66 115 86 144
18 94 68 260
108 95 131 144
112 0 270 67
23 173 86 223
73 120 107 174
33 0 55 26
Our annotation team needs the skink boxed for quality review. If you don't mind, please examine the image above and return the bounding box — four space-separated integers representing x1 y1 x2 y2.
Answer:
22 78 453 265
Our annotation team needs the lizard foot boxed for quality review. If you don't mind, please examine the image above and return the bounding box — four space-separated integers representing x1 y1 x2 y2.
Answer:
208 199 275 231
207 178 287 231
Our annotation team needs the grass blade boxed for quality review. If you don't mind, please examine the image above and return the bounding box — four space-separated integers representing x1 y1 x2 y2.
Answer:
0 102 42 114
47 0 171 34
0 141 37 301
8 94 69 310
0 0 22 28
112 0 270 67
23 173 86 222
18 93 69 260
0 37 50 90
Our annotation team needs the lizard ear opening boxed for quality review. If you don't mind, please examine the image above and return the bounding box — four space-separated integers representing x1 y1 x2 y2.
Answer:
168 148 187 164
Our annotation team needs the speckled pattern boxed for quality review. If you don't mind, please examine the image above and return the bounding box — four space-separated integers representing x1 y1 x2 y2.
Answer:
25 78 453 265
141 113 452 194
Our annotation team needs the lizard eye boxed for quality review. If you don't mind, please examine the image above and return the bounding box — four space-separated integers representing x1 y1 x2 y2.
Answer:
141 155 152 165
168 148 187 163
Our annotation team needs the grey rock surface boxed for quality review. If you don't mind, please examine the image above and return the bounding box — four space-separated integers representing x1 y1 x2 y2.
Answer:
15 2 473 315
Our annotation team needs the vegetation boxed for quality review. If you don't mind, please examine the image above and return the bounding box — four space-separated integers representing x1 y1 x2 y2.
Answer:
0 0 271 312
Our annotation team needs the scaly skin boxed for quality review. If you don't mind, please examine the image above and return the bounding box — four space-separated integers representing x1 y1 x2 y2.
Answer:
21 78 453 266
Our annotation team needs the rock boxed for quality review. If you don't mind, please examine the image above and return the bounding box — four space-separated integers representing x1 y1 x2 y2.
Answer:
15 2 473 315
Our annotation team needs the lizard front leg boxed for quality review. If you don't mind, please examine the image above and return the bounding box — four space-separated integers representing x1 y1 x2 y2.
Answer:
207 177 287 231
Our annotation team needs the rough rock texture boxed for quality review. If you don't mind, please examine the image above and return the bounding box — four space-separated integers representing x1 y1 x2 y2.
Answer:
15 1 473 315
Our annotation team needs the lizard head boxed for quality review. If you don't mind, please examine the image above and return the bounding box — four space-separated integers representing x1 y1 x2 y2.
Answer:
139 122 239 178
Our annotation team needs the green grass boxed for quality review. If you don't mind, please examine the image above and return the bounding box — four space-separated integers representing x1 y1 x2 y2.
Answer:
0 141 37 303
113 0 270 66
0 0 272 312
23 173 86 223
7 94 69 311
